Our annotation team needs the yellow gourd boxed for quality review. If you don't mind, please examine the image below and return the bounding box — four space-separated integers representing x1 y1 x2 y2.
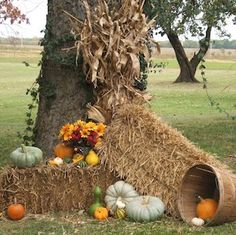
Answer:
85 150 100 166
72 154 84 164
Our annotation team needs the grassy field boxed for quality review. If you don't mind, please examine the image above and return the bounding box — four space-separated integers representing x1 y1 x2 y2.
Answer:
0 45 236 234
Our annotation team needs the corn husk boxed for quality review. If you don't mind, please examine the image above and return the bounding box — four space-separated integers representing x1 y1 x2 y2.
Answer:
64 0 157 122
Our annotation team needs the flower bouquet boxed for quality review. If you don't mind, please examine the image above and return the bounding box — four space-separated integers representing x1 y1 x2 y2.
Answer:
49 120 106 167
59 120 106 154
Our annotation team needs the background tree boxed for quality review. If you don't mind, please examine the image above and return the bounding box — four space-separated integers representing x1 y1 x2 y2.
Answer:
0 0 28 24
144 0 236 82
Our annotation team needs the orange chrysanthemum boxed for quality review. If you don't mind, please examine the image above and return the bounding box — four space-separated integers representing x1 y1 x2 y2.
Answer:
59 124 74 140
95 123 106 137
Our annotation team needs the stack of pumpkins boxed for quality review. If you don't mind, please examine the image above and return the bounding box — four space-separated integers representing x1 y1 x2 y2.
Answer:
89 181 165 222
48 143 100 168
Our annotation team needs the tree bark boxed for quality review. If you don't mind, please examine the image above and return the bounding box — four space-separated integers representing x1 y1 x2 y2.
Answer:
34 0 96 156
167 32 199 83
166 27 212 83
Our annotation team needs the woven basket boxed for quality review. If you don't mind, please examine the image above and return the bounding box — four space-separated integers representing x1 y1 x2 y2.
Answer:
178 164 236 226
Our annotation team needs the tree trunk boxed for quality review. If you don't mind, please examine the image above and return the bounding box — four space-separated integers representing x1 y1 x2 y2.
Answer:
34 0 96 156
167 27 212 83
167 32 199 83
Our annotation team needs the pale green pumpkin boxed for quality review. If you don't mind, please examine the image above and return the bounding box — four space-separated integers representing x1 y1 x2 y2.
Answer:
126 196 165 222
10 144 43 168
105 181 139 214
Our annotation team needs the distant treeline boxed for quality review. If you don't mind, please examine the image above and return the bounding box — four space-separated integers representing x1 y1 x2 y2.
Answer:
0 37 41 46
1 37 236 49
159 39 236 49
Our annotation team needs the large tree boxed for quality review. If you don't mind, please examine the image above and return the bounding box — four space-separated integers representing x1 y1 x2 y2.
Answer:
34 1 94 155
34 0 151 155
144 0 236 82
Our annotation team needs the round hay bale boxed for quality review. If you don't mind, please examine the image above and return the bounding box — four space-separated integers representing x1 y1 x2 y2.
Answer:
0 165 118 214
98 104 229 217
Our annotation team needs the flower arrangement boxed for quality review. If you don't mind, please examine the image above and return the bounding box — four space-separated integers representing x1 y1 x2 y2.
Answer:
58 120 106 154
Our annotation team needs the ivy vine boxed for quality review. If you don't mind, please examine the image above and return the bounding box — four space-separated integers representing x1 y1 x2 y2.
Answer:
18 78 39 145
200 59 236 120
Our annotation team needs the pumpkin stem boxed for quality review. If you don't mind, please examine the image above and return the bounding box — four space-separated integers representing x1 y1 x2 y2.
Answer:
14 197 17 204
198 196 204 202
142 196 150 205
21 144 27 153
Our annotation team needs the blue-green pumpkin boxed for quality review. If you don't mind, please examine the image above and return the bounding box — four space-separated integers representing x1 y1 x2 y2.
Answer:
126 196 165 222
10 144 43 168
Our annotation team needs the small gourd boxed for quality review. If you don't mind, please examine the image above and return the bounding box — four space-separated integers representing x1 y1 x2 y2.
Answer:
196 196 218 220
114 208 126 219
10 144 43 168
88 186 103 216
77 160 88 168
191 217 205 226
94 207 109 221
85 150 100 166
48 157 63 166
126 196 165 222
72 154 84 164
63 157 72 164
105 181 139 214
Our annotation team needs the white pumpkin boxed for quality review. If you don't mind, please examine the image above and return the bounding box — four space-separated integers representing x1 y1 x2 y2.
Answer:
191 217 205 226
105 181 139 214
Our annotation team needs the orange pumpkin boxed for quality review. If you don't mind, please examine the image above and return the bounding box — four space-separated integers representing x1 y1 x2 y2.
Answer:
7 203 25 220
54 143 74 159
196 197 218 220
94 207 109 221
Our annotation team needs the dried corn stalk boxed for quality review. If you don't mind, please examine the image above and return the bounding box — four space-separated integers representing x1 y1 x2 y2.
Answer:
64 0 156 122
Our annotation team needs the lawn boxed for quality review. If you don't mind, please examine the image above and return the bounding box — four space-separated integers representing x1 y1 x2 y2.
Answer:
0 45 236 234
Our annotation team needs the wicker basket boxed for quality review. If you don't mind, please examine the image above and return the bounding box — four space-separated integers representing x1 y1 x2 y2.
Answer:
178 164 236 226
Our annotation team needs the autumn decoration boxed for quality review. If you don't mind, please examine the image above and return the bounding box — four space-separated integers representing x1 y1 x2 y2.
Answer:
88 186 104 216
196 196 218 220
126 196 165 222
94 207 109 221
10 144 43 168
49 119 106 167
58 120 106 150
7 200 25 221
64 0 157 123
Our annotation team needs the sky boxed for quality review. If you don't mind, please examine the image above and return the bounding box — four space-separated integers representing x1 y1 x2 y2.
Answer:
1 0 236 40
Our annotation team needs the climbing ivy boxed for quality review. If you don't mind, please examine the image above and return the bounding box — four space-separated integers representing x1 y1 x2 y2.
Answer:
200 59 236 120
18 78 39 145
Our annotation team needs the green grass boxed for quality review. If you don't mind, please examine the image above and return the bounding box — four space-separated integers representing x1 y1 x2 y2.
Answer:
153 58 236 70
1 47 236 234
0 61 39 166
147 68 236 158
1 214 236 235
